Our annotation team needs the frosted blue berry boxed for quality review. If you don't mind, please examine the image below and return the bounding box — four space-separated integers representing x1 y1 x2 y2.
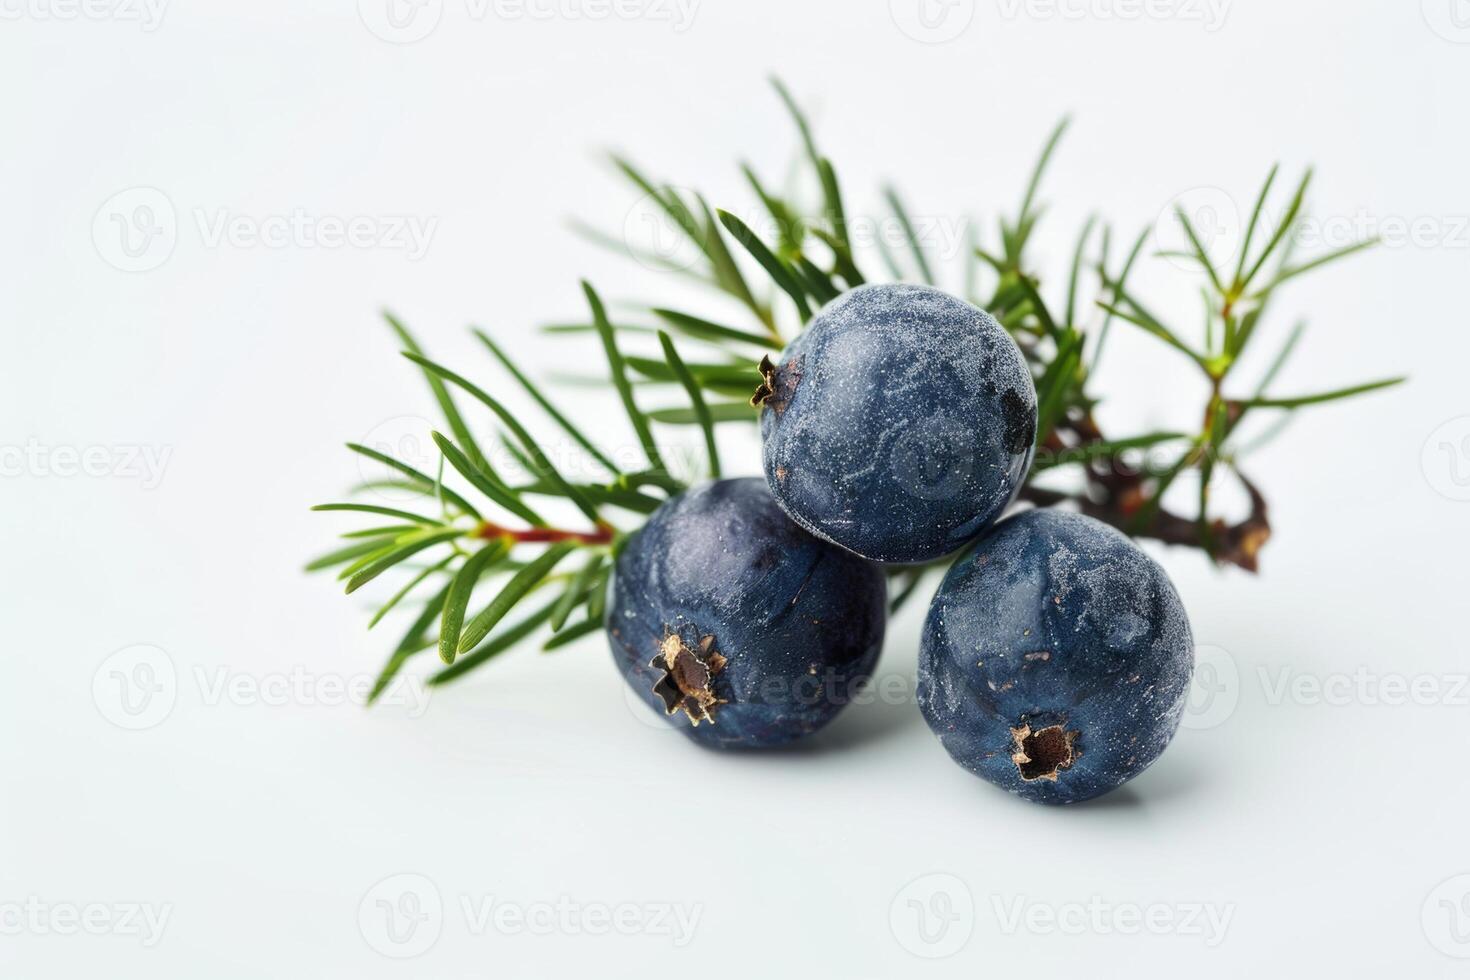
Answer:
606 478 887 748
757 283 1036 563
918 509 1195 805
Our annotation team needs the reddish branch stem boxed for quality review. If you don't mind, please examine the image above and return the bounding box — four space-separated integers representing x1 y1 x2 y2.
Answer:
475 521 615 546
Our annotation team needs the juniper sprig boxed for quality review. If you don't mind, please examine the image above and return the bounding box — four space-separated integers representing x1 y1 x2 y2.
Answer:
309 78 1402 699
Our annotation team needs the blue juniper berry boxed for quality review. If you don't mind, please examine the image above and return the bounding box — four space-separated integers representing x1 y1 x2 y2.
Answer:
918 509 1195 804
606 478 887 748
755 283 1036 564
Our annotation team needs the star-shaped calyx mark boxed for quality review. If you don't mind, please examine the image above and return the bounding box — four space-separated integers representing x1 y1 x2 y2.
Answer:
750 355 779 408
650 631 728 726
750 353 802 414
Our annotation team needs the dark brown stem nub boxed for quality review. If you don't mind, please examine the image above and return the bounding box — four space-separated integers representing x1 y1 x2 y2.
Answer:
475 521 615 546
1011 723 1080 782
650 632 727 726
750 355 778 408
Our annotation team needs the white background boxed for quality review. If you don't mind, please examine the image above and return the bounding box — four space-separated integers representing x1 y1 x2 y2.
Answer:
4 1 1469 976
